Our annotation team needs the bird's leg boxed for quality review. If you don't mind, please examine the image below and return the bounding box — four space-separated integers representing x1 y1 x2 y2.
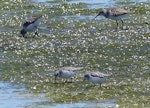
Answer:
33 26 39 37
121 19 128 30
115 20 119 30
64 79 68 83
32 31 39 38
121 19 124 30
100 83 102 87
34 31 39 37
65 79 72 83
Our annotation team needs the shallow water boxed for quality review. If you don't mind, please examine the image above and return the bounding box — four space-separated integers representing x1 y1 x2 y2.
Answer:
48 99 116 108
0 82 47 108
32 0 148 8
0 81 116 107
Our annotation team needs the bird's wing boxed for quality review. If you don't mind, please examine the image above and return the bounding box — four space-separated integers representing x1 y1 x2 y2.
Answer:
60 67 83 71
91 72 112 78
23 15 42 27
22 21 32 28
111 8 132 16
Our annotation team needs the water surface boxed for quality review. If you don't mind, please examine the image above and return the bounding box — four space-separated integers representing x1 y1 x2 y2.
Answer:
0 82 47 108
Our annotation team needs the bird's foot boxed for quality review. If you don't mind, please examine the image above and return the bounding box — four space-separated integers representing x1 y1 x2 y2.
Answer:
33 32 39 38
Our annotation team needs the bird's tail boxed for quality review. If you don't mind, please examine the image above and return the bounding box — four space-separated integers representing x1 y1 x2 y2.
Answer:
105 73 113 78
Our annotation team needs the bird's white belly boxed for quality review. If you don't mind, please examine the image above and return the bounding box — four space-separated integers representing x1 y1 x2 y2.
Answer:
25 24 37 32
89 77 105 84
61 71 75 78
34 19 41 26
109 14 128 20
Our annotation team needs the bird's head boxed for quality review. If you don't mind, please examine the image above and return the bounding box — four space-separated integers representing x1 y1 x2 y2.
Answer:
20 29 27 37
94 10 105 19
54 70 63 82
83 74 90 81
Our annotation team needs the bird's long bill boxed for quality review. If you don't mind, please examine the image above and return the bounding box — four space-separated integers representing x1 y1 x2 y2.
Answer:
94 13 100 19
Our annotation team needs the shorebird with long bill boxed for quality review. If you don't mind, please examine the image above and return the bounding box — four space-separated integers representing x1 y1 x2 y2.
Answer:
54 66 83 83
94 8 133 30
20 15 42 38
84 72 112 86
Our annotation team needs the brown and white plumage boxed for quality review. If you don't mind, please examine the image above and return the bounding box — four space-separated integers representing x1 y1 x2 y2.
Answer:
103 8 133 17
59 66 83 71
95 8 133 30
20 15 42 38
84 72 112 86
54 66 83 83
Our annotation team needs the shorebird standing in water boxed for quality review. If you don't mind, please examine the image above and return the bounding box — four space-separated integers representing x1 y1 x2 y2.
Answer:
84 72 112 86
94 8 133 30
54 66 83 83
20 15 42 38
